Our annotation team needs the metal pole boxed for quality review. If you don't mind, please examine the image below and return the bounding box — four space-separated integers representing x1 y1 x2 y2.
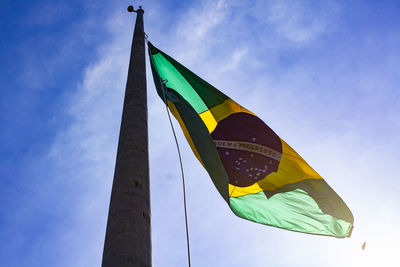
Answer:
102 6 151 267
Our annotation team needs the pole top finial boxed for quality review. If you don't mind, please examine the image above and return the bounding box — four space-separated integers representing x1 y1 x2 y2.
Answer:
127 5 144 13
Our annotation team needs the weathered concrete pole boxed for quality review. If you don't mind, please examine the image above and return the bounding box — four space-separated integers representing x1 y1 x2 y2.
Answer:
102 6 151 267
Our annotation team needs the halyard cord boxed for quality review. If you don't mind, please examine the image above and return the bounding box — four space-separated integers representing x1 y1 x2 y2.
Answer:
148 39 191 267
161 82 192 267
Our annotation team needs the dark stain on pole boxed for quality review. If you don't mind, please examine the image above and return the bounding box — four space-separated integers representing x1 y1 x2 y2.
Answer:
102 6 151 267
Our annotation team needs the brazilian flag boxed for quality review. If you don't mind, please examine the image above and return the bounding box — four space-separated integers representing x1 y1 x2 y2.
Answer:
148 42 354 237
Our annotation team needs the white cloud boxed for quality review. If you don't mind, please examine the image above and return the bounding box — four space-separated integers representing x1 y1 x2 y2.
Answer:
254 0 340 44
178 0 227 43
43 10 133 266
219 48 249 72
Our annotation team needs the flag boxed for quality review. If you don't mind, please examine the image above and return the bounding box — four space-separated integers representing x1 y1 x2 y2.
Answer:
148 41 354 237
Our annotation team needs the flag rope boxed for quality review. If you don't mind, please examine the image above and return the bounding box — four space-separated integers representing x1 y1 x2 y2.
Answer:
161 84 192 267
148 37 191 266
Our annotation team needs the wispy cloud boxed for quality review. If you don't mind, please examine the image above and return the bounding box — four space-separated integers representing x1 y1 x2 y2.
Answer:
218 48 249 72
42 13 130 267
267 0 339 43
178 0 228 43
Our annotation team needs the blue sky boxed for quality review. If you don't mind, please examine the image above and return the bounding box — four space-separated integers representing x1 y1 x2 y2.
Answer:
1 0 400 266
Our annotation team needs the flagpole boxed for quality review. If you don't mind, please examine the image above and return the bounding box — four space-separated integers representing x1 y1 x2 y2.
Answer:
102 5 151 267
